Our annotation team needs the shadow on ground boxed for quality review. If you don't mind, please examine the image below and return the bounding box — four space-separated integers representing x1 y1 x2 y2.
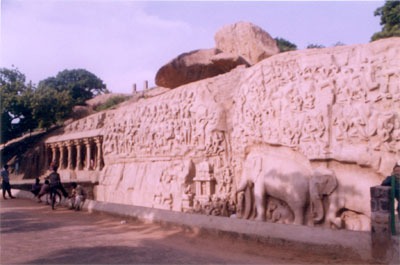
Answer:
0 211 63 233
25 245 227 264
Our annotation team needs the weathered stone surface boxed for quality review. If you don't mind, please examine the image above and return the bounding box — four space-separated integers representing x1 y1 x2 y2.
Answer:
210 52 249 72
155 48 248 88
16 35 400 233
214 21 280 65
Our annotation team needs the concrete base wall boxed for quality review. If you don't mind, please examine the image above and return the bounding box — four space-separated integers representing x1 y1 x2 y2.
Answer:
10 189 399 263
83 199 373 260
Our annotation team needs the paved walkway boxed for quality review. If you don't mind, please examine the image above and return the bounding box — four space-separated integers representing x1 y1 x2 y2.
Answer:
1 198 371 264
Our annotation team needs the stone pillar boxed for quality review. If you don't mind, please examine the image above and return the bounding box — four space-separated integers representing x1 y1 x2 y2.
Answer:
84 138 92 170
45 144 51 168
370 185 392 260
133 83 137 94
94 136 103 170
75 140 82 170
143 80 148 90
67 141 73 170
50 143 57 167
58 143 65 169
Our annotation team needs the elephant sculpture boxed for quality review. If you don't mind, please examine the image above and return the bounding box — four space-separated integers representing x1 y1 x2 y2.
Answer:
266 198 294 224
236 149 338 225
320 165 377 231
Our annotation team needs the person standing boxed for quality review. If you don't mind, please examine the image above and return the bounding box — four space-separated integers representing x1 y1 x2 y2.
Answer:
46 165 68 198
1 165 15 199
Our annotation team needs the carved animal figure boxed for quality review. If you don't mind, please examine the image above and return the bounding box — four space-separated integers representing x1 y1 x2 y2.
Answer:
266 199 294 224
236 148 337 225
341 210 370 231
322 168 376 231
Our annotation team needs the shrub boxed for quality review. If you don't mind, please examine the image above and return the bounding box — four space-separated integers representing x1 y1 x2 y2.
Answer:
94 96 131 111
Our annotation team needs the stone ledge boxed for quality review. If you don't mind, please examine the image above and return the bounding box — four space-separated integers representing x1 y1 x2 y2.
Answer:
9 189 399 263
7 180 97 200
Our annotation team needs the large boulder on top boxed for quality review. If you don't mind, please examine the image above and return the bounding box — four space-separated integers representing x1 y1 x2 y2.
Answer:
155 48 248 89
215 21 280 65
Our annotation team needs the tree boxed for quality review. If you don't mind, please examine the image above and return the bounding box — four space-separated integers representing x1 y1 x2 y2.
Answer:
31 86 74 129
275 37 297 52
332 41 345 47
371 1 400 41
307 44 325 49
38 69 107 105
0 67 36 143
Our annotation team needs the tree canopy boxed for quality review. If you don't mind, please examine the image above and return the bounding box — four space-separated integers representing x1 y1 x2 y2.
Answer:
275 37 297 53
38 69 107 105
0 68 36 143
1 67 108 143
371 1 400 41
306 44 326 49
32 86 74 129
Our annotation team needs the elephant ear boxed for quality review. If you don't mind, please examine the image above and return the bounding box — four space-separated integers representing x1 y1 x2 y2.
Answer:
311 168 338 196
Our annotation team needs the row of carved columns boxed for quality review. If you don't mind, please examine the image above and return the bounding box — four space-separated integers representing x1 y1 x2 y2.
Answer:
46 136 103 171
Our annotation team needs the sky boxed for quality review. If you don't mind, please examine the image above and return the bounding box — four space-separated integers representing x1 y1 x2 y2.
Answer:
1 0 384 93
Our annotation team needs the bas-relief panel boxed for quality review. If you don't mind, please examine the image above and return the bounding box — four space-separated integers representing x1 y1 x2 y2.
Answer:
232 44 400 171
67 40 399 231
229 42 400 230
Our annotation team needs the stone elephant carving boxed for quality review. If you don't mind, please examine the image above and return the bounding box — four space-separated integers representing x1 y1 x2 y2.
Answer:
236 151 338 225
321 168 376 231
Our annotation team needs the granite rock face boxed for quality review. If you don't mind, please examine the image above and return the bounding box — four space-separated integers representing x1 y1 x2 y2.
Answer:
215 21 280 65
38 37 400 232
155 48 248 89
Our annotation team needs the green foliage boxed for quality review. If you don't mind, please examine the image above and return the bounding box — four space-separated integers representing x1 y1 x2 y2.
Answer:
31 86 74 129
307 44 326 49
1 67 107 143
332 41 345 47
274 37 297 52
94 96 131 112
0 67 37 143
38 69 107 105
371 1 400 41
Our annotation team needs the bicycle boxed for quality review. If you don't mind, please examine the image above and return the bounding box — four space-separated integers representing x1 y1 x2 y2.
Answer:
47 189 62 210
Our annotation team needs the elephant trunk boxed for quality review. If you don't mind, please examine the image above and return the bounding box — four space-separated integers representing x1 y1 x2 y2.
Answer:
309 183 324 223
236 176 248 193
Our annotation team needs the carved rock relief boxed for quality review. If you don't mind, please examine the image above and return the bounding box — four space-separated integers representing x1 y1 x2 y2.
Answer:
231 40 400 175
49 38 400 231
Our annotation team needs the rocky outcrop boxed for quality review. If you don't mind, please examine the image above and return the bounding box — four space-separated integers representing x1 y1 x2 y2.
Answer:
155 21 279 89
155 48 248 89
215 21 280 65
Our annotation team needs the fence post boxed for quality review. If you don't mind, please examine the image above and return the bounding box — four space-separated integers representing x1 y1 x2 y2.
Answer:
390 175 396 235
370 185 392 260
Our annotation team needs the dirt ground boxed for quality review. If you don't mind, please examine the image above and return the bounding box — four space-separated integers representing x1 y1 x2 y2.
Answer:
1 198 376 264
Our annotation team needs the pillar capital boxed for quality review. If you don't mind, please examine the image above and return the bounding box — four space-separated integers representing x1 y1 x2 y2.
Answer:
56 142 66 148
83 138 92 145
94 136 103 144
66 140 75 147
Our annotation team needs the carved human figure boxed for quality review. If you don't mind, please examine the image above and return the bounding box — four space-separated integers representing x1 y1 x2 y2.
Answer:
374 112 395 151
